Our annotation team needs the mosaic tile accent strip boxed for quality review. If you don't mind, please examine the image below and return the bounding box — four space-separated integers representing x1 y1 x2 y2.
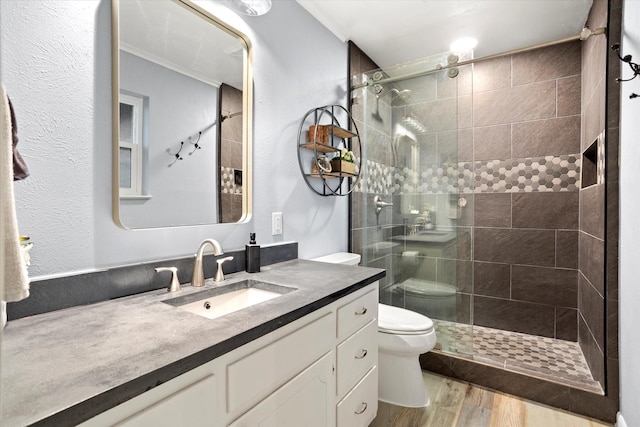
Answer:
220 166 241 194
355 155 581 195
472 155 581 193
432 319 602 394
354 159 393 194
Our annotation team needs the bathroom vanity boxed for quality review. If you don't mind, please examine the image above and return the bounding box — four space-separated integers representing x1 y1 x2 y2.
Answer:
1 260 384 426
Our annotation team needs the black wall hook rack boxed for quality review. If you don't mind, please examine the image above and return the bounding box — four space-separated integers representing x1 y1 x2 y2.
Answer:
188 131 202 155
611 43 640 83
167 141 184 166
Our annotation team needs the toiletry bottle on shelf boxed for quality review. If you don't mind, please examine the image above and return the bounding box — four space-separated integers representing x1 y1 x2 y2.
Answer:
246 233 260 273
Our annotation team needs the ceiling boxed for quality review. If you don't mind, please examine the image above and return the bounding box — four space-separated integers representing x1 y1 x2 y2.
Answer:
119 0 244 89
296 0 593 68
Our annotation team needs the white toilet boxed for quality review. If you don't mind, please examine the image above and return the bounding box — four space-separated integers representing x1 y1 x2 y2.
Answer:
310 252 437 408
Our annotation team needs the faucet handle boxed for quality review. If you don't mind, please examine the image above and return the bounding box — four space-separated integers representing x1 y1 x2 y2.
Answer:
155 267 181 292
215 256 234 282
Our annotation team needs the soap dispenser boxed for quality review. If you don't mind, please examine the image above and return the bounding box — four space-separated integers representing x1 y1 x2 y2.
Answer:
246 233 260 273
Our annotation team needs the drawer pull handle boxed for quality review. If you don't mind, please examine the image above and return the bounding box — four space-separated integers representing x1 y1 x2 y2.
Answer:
355 307 368 316
355 402 368 415
355 349 368 359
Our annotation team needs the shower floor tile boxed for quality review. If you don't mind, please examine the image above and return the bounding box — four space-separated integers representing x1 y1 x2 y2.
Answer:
432 320 603 394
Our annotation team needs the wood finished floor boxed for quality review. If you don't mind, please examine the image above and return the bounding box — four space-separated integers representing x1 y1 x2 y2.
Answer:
369 371 612 427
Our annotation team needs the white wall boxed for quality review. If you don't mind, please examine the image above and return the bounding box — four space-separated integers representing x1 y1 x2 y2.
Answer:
119 51 219 228
0 0 349 277
619 1 640 426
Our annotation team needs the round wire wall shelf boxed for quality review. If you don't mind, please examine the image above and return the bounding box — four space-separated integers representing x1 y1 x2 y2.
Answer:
297 104 362 196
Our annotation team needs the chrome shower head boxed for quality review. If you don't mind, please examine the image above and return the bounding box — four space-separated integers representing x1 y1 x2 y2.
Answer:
393 89 412 104
375 87 412 105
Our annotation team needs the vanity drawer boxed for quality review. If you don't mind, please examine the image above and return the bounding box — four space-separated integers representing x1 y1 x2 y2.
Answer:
337 287 377 340
336 366 378 427
336 319 377 397
226 312 334 415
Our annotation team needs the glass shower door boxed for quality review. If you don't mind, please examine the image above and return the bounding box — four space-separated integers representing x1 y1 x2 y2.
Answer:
352 56 474 357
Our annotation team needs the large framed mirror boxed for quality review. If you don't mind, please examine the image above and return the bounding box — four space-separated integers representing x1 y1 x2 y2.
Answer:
112 0 252 229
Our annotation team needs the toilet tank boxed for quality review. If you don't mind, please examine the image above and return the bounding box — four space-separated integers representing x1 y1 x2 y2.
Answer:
310 252 361 265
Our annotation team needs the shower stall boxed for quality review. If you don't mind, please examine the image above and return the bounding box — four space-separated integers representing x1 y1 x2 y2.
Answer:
352 51 476 356
350 43 604 395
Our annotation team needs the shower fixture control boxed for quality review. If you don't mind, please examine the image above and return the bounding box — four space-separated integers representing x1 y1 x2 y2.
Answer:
374 195 393 214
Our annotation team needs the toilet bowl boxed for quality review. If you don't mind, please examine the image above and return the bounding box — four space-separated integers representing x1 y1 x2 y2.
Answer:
310 252 437 408
391 278 457 321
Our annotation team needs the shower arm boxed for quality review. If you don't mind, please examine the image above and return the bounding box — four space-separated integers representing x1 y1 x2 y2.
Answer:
352 27 606 91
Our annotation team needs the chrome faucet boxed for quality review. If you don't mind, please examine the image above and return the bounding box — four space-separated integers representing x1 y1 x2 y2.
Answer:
192 239 224 287
410 208 435 234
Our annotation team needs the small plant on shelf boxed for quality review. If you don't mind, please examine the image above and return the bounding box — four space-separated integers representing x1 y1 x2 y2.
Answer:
330 148 357 175
334 148 355 163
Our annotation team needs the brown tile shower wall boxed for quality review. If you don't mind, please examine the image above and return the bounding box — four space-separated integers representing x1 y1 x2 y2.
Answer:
348 42 397 295
220 84 243 222
349 1 620 416
350 41 585 338
577 0 616 391
469 41 582 340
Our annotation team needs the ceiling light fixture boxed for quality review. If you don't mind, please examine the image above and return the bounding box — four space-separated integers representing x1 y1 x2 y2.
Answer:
226 0 272 16
450 37 478 53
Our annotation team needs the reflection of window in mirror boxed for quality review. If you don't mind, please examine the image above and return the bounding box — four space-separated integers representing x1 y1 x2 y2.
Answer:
119 93 145 197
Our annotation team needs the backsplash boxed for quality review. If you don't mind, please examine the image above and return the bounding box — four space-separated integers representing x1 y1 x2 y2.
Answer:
7 242 298 321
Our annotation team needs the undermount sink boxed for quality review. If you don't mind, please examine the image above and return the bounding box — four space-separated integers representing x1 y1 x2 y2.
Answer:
163 279 296 320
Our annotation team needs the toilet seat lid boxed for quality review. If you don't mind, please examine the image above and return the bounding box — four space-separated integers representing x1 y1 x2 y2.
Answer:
378 304 434 334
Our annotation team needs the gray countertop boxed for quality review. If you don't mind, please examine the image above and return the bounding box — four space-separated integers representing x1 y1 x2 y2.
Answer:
1 259 384 427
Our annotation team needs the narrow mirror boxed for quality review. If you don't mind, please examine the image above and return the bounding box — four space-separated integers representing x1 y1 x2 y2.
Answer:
112 0 252 229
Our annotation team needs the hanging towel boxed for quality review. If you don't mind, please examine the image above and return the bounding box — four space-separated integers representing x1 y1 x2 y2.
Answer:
1 84 29 302
9 96 29 180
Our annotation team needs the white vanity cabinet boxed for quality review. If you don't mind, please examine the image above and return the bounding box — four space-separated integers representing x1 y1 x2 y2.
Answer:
80 360 219 427
81 282 379 427
228 351 335 427
335 287 379 427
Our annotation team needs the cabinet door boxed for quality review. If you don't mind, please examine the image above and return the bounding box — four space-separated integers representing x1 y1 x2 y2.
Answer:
116 374 217 427
226 312 333 415
80 366 219 427
229 352 335 427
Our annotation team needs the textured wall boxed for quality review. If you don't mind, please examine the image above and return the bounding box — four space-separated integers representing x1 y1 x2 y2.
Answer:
0 0 348 278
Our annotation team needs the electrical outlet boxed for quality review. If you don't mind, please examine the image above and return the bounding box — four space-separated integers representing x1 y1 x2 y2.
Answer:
272 212 283 235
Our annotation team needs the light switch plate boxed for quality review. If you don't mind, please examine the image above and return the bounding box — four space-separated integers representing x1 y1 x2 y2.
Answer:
272 212 283 235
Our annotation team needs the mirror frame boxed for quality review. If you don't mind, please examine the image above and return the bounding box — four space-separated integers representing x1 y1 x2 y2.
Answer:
111 0 253 229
